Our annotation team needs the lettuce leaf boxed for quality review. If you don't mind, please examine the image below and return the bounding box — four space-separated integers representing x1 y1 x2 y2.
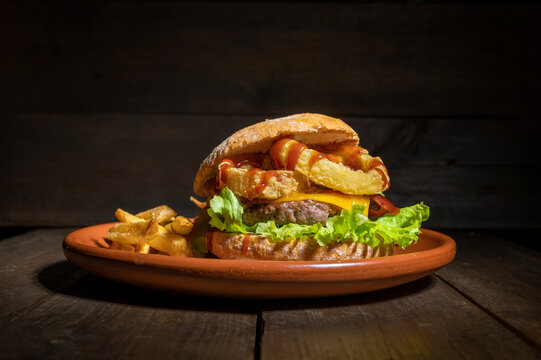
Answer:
189 218 210 257
207 187 429 250
207 187 247 233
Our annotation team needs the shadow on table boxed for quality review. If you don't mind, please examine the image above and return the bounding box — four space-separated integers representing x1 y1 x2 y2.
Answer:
258 275 435 311
38 260 434 313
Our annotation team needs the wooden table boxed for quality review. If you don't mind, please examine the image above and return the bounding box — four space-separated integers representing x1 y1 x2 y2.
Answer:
1 229 539 359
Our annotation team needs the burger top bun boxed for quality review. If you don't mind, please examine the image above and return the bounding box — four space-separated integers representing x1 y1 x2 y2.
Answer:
194 113 359 196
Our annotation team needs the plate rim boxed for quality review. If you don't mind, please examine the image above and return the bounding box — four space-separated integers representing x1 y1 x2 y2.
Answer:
63 223 456 283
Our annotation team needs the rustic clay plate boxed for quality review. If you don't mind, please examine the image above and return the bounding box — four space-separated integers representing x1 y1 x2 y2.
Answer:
63 223 456 298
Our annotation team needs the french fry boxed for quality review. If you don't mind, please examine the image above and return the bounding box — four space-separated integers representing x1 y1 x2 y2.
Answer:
106 221 150 244
109 241 135 252
115 208 143 223
148 233 193 257
107 205 193 257
165 216 194 235
108 221 149 233
146 218 162 237
147 233 177 253
106 232 147 245
168 238 193 257
136 205 177 225
135 243 150 254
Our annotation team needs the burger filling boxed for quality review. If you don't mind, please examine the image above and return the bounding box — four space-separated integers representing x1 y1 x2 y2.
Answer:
242 200 341 226
190 138 430 257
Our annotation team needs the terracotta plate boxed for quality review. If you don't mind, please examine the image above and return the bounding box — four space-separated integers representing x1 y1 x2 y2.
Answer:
63 223 456 298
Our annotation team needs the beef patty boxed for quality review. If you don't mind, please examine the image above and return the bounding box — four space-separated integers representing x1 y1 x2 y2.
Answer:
242 200 341 226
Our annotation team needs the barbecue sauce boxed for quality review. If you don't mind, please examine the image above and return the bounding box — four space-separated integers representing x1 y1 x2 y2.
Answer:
242 234 251 256
270 138 341 172
307 152 341 169
251 170 284 197
308 153 327 169
218 155 289 199
286 142 307 170
269 138 307 170
368 158 389 190
269 138 291 169
231 154 264 168
245 168 261 199
218 159 236 184
319 144 389 189
321 144 366 170
221 140 388 199
218 154 265 185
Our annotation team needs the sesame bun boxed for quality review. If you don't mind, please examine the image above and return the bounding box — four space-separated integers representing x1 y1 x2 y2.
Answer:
208 231 394 261
193 113 359 196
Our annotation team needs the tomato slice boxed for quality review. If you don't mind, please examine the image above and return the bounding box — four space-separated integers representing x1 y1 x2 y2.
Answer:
369 194 400 218
368 205 387 218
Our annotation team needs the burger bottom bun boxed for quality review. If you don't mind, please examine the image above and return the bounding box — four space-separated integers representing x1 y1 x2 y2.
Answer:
208 231 394 261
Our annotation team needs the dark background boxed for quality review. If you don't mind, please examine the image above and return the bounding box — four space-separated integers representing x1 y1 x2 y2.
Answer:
1 1 539 234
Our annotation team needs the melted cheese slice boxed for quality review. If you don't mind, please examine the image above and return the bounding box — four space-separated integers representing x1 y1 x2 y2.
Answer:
275 192 370 215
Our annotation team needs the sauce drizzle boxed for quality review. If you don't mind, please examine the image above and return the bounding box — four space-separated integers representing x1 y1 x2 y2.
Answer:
244 169 288 199
331 145 366 170
218 159 235 184
269 138 291 169
368 158 389 190
271 138 342 172
269 138 307 171
307 152 341 169
218 155 290 199
286 142 307 170
245 168 262 199
255 170 283 194
242 234 251 256
218 154 265 185
308 153 327 169
269 139 389 190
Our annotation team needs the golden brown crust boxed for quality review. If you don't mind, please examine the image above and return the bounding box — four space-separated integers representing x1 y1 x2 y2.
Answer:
194 113 359 196
209 231 394 261
272 138 389 195
219 168 309 200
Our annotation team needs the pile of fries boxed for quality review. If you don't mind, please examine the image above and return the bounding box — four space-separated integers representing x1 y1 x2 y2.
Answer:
106 205 194 257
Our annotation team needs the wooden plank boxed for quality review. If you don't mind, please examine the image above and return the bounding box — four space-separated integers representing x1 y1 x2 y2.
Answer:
260 276 540 359
436 231 541 347
0 227 257 358
1 114 538 228
0 227 36 241
0 272 257 359
0 229 86 328
0 2 539 116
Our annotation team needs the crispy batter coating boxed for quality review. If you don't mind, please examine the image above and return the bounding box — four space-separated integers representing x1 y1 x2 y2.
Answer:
194 113 359 196
273 139 389 195
218 167 309 200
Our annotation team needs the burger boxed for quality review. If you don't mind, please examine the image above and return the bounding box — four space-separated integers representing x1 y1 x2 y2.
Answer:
190 113 429 261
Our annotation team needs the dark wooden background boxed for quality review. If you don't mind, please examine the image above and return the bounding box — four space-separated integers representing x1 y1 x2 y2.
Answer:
1 1 539 230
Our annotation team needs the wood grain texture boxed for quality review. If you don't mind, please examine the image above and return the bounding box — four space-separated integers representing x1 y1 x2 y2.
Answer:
0 2 539 116
1 114 538 228
0 229 85 328
259 276 540 359
0 278 258 360
436 231 541 347
1 229 541 359
0 231 257 360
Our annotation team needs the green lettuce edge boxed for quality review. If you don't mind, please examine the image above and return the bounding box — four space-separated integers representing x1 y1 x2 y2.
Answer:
206 187 429 249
